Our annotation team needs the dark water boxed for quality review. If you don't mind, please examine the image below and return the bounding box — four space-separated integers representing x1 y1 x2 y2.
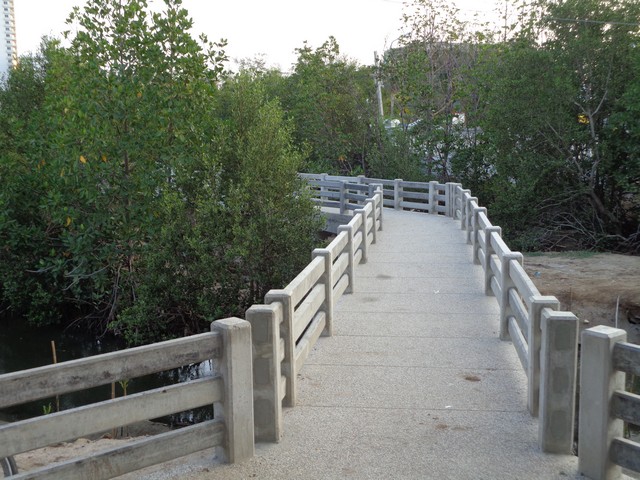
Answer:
0 319 211 425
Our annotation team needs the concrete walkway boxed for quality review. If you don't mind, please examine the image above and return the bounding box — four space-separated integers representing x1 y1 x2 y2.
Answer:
125 209 580 480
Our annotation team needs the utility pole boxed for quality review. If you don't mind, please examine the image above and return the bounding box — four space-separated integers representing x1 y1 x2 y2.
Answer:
374 51 384 118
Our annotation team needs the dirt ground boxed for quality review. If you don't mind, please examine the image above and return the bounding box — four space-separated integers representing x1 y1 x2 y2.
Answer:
12 421 172 474
523 251 640 344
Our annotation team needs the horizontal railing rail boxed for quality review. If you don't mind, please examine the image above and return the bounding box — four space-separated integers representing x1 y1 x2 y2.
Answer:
0 318 253 478
579 326 640 480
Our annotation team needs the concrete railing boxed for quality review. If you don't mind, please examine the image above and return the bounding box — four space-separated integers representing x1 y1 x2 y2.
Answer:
0 318 253 478
579 326 640 480
247 185 384 442
0 174 593 474
0 181 385 473
301 177 384 233
452 183 578 454
300 173 455 216
306 178 376 213
299 174 579 454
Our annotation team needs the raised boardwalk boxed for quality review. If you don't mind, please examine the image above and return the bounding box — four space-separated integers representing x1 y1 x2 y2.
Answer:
126 209 580 480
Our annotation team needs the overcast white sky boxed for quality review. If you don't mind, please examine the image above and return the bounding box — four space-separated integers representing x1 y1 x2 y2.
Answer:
15 0 501 71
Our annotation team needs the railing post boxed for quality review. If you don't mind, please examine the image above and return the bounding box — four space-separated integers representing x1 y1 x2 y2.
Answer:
460 189 471 230
320 173 328 204
355 207 368 264
339 182 346 215
373 184 384 231
428 180 438 214
483 226 501 296
338 224 355 293
366 198 377 244
444 183 451 217
579 326 627 480
465 196 478 244
211 318 255 463
264 290 296 407
527 295 559 416
538 309 578 454
498 253 524 340
246 304 284 443
394 179 403 210
446 183 461 218
471 206 487 264
312 248 334 336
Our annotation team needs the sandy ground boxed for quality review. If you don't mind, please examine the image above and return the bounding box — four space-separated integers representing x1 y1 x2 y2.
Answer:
523 252 640 344
14 437 137 472
12 422 173 475
7 252 640 478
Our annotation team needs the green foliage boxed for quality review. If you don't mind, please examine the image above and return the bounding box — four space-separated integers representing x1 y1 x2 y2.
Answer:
379 0 484 182
236 39 401 180
449 132 498 200
367 125 426 181
0 43 66 323
30 0 228 330
7 0 640 346
0 0 322 344
601 46 640 246
281 37 376 175
218 75 324 295
111 75 323 344
480 0 640 251
391 0 640 251
118 379 130 396
463 40 584 248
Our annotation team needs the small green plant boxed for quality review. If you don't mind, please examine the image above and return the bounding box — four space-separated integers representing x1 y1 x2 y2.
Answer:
42 403 53 415
115 379 131 438
119 379 130 396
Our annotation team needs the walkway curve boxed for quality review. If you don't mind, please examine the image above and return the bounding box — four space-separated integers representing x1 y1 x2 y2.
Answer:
120 209 580 480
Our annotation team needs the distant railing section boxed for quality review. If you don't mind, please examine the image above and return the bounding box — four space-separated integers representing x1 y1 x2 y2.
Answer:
0 318 254 479
306 178 374 213
300 173 455 217
247 185 383 442
579 327 640 480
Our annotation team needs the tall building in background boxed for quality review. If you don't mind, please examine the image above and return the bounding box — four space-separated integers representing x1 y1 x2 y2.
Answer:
0 0 16 79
